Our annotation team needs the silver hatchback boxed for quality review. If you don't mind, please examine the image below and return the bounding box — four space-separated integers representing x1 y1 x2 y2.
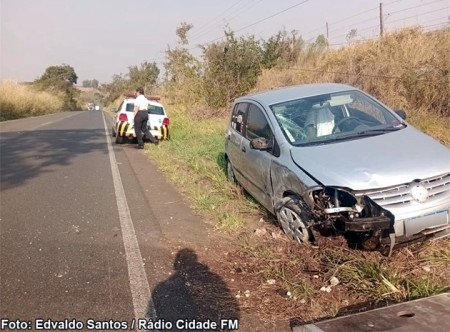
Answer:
224 83 449 254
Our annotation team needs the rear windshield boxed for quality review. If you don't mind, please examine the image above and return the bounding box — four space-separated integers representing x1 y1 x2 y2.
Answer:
125 103 164 115
148 105 165 115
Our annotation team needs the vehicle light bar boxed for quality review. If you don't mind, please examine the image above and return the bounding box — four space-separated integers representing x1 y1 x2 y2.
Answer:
123 93 161 101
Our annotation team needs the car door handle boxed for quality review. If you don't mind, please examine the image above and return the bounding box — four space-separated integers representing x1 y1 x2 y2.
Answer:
241 146 246 152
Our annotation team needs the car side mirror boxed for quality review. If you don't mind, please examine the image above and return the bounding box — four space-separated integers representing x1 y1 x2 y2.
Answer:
394 110 407 120
250 137 268 150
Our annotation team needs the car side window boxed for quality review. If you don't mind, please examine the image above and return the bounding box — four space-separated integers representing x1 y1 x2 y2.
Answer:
231 103 248 136
126 103 135 112
246 104 271 141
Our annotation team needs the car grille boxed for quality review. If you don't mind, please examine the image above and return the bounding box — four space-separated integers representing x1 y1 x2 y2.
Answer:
355 173 450 209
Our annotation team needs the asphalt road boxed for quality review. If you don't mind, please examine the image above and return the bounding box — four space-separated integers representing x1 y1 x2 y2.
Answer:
0 111 232 331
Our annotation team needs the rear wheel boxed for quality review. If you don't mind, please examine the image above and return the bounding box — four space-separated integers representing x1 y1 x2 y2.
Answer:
115 135 124 144
226 159 236 184
112 126 116 137
277 196 312 244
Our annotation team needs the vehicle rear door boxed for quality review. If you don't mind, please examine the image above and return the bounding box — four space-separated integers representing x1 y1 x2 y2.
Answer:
147 104 166 128
227 102 249 185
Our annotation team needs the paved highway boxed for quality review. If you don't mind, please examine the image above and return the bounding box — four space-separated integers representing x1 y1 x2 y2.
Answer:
0 111 227 331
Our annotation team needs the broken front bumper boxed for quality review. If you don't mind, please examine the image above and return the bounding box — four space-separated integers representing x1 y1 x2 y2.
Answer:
343 215 392 232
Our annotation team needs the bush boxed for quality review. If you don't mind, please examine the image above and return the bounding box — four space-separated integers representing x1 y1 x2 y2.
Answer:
0 81 64 121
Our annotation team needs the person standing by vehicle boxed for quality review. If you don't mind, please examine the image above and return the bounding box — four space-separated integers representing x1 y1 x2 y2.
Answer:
133 87 159 149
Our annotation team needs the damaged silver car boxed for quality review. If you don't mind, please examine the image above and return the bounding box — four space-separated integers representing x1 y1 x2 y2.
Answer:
224 83 449 255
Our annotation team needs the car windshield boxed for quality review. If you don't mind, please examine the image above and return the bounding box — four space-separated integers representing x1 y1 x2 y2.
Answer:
270 90 403 146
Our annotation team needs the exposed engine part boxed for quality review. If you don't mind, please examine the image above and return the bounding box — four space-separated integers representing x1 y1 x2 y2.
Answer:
311 187 395 252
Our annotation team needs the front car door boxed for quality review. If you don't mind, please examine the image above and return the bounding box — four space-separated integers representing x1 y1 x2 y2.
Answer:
240 103 279 212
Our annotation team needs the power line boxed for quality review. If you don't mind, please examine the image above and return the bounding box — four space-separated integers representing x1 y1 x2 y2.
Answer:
189 0 265 44
189 0 310 49
188 0 250 41
233 0 310 34
329 15 379 36
301 6 379 38
386 6 449 25
387 0 444 16
328 6 449 43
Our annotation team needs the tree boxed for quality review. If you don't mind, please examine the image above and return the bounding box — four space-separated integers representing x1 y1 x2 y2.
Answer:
34 64 79 110
128 62 159 91
313 34 328 50
91 79 99 88
262 29 304 69
202 31 263 108
102 61 160 104
346 29 358 44
82 80 92 88
163 22 204 106
35 64 78 90
82 79 99 88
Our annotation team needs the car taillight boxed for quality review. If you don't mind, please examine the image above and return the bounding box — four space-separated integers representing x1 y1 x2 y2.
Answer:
119 113 128 121
162 117 169 126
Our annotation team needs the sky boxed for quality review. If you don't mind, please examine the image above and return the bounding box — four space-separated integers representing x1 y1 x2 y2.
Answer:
1 0 448 84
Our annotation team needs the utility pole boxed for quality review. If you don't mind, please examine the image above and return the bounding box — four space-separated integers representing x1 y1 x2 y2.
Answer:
326 22 329 48
380 3 384 37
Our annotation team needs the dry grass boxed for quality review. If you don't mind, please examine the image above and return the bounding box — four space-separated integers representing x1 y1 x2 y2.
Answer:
254 28 450 144
0 81 64 121
208 229 450 323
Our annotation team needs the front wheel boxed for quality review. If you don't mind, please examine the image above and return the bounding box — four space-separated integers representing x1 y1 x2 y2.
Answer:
277 196 312 244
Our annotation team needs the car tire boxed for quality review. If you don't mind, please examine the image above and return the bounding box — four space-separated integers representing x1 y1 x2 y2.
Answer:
277 196 312 244
226 159 237 184
112 127 116 137
115 135 124 144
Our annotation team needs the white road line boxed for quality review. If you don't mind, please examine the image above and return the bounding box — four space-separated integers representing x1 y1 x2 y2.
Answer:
102 112 154 323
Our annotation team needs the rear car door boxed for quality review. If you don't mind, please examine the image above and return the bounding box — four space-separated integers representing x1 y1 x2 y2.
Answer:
227 102 249 186
147 104 166 128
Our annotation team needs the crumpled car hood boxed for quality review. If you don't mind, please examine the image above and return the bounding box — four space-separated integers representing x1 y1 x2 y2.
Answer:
290 126 450 191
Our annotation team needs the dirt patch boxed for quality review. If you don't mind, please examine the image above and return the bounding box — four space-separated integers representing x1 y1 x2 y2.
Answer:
182 214 450 330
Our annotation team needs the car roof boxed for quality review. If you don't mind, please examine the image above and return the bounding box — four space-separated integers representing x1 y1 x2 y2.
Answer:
235 83 358 106
123 98 164 108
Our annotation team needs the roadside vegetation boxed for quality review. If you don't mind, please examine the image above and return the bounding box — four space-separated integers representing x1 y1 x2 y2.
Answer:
0 81 64 121
139 27 450 322
1 64 82 121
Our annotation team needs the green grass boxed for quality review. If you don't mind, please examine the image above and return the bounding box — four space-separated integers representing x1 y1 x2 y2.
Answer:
148 110 257 232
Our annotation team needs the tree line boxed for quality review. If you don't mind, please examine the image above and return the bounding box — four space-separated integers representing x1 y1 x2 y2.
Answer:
102 23 329 110
32 24 329 112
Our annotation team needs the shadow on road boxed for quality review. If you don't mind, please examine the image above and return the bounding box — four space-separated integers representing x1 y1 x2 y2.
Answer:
0 129 108 191
148 248 240 331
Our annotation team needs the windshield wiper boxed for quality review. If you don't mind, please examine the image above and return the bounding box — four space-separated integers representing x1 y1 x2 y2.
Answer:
356 125 405 135
298 125 405 146
324 130 389 143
